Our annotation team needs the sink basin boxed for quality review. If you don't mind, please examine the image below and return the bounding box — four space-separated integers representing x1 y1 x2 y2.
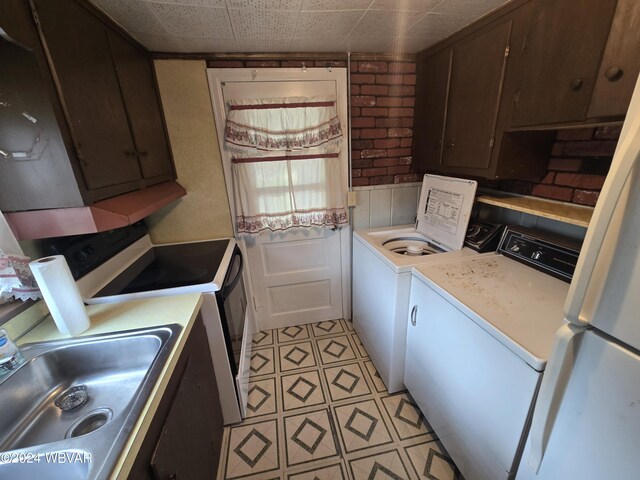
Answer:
0 324 181 479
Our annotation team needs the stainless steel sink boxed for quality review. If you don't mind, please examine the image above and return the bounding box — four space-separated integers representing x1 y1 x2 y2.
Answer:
0 324 182 479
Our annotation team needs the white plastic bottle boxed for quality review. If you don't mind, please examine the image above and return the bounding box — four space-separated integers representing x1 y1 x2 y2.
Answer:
0 329 24 375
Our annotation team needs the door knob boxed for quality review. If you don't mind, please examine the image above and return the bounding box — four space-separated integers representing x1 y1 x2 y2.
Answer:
569 78 583 91
604 66 623 82
446 141 455 149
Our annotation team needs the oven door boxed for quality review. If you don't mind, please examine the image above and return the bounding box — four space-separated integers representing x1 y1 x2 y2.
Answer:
216 246 252 418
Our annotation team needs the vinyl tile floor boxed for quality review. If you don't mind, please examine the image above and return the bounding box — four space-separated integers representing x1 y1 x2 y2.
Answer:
217 319 463 480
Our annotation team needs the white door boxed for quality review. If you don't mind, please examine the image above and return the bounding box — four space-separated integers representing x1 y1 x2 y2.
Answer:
207 68 350 330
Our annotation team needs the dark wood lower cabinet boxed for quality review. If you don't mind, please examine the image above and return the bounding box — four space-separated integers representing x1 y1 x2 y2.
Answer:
129 315 224 480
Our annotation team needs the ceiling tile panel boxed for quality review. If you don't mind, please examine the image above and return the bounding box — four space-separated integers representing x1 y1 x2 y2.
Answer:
90 0 166 35
294 11 365 37
386 36 436 53
147 3 234 38
369 0 443 12
288 36 349 52
229 9 300 39
350 9 426 36
301 0 373 10
174 36 239 52
347 35 396 52
129 31 181 51
406 12 469 38
147 0 226 7
235 37 293 52
226 0 303 10
433 0 509 17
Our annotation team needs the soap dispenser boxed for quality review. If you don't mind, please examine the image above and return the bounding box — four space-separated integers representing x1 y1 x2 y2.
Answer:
0 329 24 375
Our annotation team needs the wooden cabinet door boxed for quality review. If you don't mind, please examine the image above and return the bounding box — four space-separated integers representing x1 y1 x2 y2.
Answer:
509 0 616 127
32 0 141 192
588 0 640 119
413 48 452 175
441 20 511 172
107 30 175 183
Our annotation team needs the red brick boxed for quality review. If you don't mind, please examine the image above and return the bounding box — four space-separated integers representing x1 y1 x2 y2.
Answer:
402 97 416 107
548 158 583 172
352 159 373 169
551 143 565 156
351 74 376 84
388 128 412 138
352 95 376 107
388 62 416 74
388 148 412 156
351 117 375 128
377 97 403 107
360 149 386 159
351 85 360 95
351 107 360 117
388 107 414 117
376 74 404 85
352 130 360 139
246 60 280 67
208 60 244 68
351 150 361 159
360 128 387 139
564 141 617 157
362 167 388 177
398 156 412 165
357 61 388 73
388 85 415 96
573 189 600 206
556 128 594 141
541 172 555 184
370 175 395 185
401 117 414 128
352 140 373 150
595 125 622 140
388 165 410 175
394 173 420 183
404 74 417 85
352 168 362 177
361 85 388 96
373 158 399 167
374 138 400 149
352 177 370 186
281 60 305 67
350 61 358 73
376 117 402 128
400 138 413 147
555 173 606 190
361 107 388 117
531 184 573 201
314 60 346 67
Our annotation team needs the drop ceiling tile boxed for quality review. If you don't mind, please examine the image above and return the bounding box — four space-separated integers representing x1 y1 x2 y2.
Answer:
406 12 469 38
301 0 372 10
129 31 180 51
235 37 293 52
294 11 365 37
347 35 396 52
229 9 300 38
369 0 443 12
90 0 166 35
432 0 509 17
226 0 303 10
350 9 426 37
386 36 435 53
147 0 226 7
147 3 233 38
288 36 349 52
174 36 238 52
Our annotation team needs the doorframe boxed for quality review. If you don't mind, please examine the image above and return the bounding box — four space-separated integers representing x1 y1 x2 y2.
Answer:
206 67 352 323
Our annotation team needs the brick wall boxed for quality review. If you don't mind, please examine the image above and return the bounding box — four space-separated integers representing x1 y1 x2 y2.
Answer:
208 57 418 186
487 125 620 207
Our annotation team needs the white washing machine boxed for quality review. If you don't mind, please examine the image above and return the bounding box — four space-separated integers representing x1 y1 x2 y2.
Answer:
353 174 479 393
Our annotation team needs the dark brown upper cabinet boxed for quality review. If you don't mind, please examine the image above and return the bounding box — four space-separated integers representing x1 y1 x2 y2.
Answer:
587 0 640 119
507 0 617 128
413 48 452 173
441 20 512 175
0 0 176 214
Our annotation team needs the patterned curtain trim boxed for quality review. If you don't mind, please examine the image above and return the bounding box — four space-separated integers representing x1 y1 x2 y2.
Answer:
237 207 348 234
225 115 342 151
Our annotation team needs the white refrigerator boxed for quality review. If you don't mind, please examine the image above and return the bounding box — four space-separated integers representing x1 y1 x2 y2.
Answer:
517 75 640 479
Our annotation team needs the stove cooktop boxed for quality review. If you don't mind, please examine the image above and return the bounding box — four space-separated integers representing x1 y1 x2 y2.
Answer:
94 239 230 297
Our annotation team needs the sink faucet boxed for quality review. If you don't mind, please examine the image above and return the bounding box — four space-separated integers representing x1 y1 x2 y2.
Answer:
0 329 24 375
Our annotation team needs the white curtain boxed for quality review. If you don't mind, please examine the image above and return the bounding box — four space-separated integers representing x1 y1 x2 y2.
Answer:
225 96 348 234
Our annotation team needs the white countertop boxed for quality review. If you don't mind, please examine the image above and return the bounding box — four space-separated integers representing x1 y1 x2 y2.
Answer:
412 254 569 370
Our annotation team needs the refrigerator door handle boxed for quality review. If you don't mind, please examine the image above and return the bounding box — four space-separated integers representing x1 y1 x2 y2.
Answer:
527 323 585 473
565 75 640 325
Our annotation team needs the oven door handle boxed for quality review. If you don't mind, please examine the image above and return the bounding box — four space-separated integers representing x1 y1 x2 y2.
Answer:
222 249 244 299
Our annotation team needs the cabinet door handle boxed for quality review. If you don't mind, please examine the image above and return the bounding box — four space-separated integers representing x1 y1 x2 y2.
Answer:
445 141 455 149
410 305 418 326
569 78 583 91
604 66 623 82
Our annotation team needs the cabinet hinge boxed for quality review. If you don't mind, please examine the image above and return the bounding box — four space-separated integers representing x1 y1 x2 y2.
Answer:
489 137 495 148
504 45 510 58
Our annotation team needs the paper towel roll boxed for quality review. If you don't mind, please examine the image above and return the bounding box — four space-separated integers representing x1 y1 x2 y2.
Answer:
29 256 90 337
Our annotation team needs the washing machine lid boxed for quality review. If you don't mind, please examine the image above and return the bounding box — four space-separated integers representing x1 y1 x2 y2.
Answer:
416 174 477 251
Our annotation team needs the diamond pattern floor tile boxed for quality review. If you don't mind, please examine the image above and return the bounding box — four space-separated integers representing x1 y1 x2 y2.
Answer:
220 319 464 480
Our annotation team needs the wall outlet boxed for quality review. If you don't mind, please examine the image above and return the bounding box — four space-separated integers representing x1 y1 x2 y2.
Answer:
347 191 357 207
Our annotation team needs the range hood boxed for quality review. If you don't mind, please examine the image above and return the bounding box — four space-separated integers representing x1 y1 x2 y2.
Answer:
5 181 186 240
